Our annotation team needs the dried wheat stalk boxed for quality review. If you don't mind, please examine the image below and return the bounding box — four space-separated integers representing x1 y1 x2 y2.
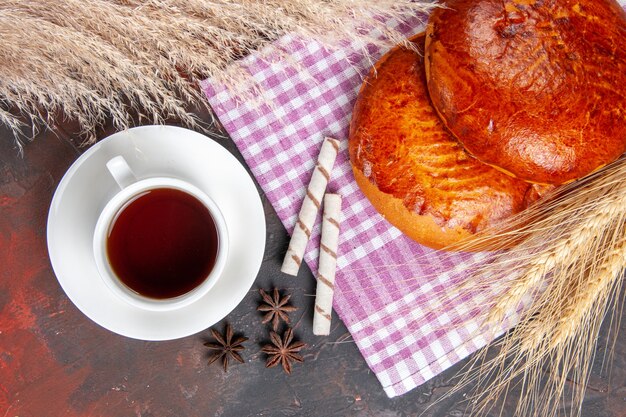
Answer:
484 182 626 327
0 0 437 148
440 155 626 417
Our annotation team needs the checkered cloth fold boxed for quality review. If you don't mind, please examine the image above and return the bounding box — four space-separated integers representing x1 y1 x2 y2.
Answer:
203 17 518 397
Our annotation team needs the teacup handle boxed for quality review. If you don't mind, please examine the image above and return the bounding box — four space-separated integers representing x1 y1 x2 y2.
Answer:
106 156 137 189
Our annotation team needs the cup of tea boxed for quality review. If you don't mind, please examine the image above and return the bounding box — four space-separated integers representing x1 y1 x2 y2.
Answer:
93 156 229 311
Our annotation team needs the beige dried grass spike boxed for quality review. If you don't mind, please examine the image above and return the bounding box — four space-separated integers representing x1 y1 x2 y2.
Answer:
0 0 437 148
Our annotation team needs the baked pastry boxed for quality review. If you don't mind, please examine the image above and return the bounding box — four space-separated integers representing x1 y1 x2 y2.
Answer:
349 34 543 250
425 0 626 185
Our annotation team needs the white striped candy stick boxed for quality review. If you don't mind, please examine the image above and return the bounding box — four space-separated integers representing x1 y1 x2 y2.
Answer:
281 137 341 276
313 193 342 336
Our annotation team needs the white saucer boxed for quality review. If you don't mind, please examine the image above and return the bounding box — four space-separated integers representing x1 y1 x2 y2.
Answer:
47 125 266 341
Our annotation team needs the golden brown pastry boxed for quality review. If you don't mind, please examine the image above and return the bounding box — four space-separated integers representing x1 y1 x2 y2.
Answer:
425 0 626 185
349 34 542 250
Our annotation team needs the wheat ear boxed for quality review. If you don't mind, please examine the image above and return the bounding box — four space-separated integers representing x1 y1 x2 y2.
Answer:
550 231 626 349
485 197 625 328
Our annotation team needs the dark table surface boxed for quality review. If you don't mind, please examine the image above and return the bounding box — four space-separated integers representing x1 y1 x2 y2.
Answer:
1 108 625 417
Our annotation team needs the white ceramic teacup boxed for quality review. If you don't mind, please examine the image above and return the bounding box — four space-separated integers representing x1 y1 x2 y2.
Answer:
93 155 229 312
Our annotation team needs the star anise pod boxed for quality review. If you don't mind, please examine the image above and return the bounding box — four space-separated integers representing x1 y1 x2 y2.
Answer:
204 324 248 372
261 327 306 374
257 288 297 331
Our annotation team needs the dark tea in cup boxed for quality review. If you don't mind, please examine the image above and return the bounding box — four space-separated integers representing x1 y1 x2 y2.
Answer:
94 155 228 311
106 187 219 299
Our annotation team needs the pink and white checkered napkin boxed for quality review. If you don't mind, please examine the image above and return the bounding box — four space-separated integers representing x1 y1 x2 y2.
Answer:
202 19 500 397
